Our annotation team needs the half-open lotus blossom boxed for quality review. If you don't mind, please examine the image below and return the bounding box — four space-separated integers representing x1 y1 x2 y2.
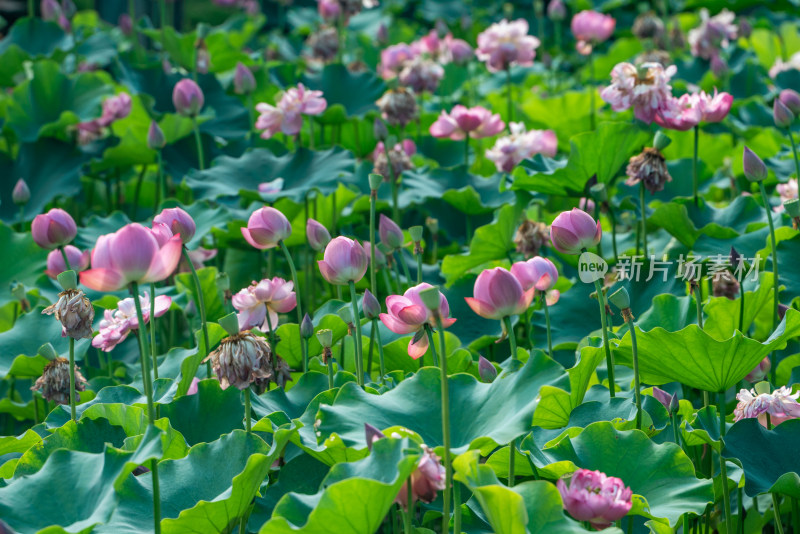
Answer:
318 236 369 285
571 10 615 55
655 89 733 130
550 208 602 255
241 207 292 250
379 282 456 359
153 207 196 244
255 84 327 138
511 256 559 293
31 209 77 250
232 277 297 332
465 267 535 321
476 19 540 72
45 245 90 279
600 62 676 123
429 105 505 140
307 218 332 251
734 386 800 427
92 293 172 352
557 469 633 529
80 223 183 291
486 123 557 172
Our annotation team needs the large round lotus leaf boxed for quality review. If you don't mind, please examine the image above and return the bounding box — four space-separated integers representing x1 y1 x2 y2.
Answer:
722 418 800 499
317 352 568 455
260 437 420 534
0 18 72 58
524 422 713 527
0 223 48 301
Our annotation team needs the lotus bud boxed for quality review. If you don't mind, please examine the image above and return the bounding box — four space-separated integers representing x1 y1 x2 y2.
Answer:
779 89 800 115
742 146 767 183
61 0 76 18
154 207 196 244
369 173 383 192
547 0 566 21
306 218 332 252
373 118 389 141
478 355 497 383
241 206 292 250
651 386 679 414
317 328 333 348
203 331 274 390
172 79 205 117
738 18 752 39
653 131 671 150
42 279 95 340
118 13 133 35
233 62 256 95
41 0 60 21
376 24 389 45
379 214 404 250
12 179 30 206
31 357 88 405
418 286 442 312
147 121 166 150
549 208 602 255
608 287 630 311
218 312 240 336
38 342 59 361
318 237 369 285
364 423 386 450
730 246 741 267
300 313 314 339
773 99 794 129
31 208 77 250
362 289 381 320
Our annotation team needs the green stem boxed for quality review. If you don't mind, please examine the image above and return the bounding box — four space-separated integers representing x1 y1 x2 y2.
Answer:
32 384 39 424
28 0 33 17
373 318 387 384
279 240 307 380
415 249 423 285
397 251 412 285
131 282 156 424
719 392 733 534
591 275 615 398
382 268 395 296
59 247 73 272
627 315 642 431
788 130 800 185
386 148 399 222
348 281 364 387
589 54 596 131
244 388 251 433
670 412 680 446
302 334 309 374
192 119 205 171
17 205 25 233
425 322 450 534
503 316 517 362
453 480 462 534
758 181 780 383
150 284 159 381
608 207 619 264
505 66 513 122
68 338 76 421
327 351 334 389
183 247 211 379
369 192 378 297
464 132 470 167
542 294 553 355
155 150 164 214
509 438 517 487
738 281 745 333
402 478 413 534
693 125 699 206
773 494 785 534
151 459 161 534
639 181 648 258
367 327 375 381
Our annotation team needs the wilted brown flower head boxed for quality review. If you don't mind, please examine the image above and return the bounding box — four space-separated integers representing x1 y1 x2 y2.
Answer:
376 88 418 127
633 12 665 40
712 271 740 300
373 143 414 180
31 357 88 405
514 220 550 258
203 331 273 391
625 147 672 194
307 27 339 63
42 289 95 340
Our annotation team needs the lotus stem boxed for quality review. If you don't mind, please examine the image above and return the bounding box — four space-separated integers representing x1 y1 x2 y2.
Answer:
453 480 462 534
280 240 307 379
425 321 451 534
150 284 159 381
403 479 413 534
758 181 780 383
59 247 73 273
590 274 615 398
774 494 785 534
542 294 553 355
397 251 412 286
68 338 76 421
348 280 364 387
505 66 513 122
183 247 212 378
639 181 648 258
503 316 517 362
718 392 733 534
369 191 378 296
788 130 800 185
373 318 387 384
192 118 205 171
244 388 251 433
624 311 642 431
693 125 699 206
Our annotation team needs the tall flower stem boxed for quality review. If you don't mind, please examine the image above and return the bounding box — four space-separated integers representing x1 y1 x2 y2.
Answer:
279 240 307 378
425 322 451 534
589 54 596 131
503 316 518 361
773 494 785 534
372 318 386 383
639 182 648 258
415 251 423 285
758 181 780 381
718 392 733 534
369 190 378 297
505 66 513 122
396 251 412 284
28 0 33 17
192 118 205 171
590 272 615 398
154 151 164 215
244 388 252 433
738 281 745 333
464 132 470 167
183 247 211 378
542 294 553 355
623 310 642 430
326 351 334 389
402 480 413 534
348 281 364 387
787 130 800 183
150 284 159 381
453 480 462 534
131 281 162 534
692 125 699 206
59 247 73 272
68 338 76 421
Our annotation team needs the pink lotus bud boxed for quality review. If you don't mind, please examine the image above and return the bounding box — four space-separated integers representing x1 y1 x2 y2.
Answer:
464 267 534 320
774 98 795 129
744 357 771 383
45 245 89 279
557 469 633 529
233 62 256 95
150 222 173 247
172 79 205 117
478 355 497 382
31 208 77 250
364 423 385 450
41 0 60 21
300 313 314 339
651 386 678 413
317 0 341 21
510 256 558 292
571 10 615 44
742 146 767 183
118 14 133 35
362 289 381 320
779 89 800 115
61 0 75 18
547 0 566 21
379 214 404 250
446 37 473 64
429 105 505 140
241 207 292 250
12 179 30 205
153 207 196 244
147 121 166 150
306 218 332 252
549 208 602 255
318 236 369 285
57 13 71 32
98 93 132 127
80 223 183 291
395 446 446 509
376 24 388 44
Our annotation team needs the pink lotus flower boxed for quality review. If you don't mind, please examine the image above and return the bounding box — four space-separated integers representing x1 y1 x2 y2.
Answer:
97 93 132 127
777 178 798 205
378 43 417 79
695 90 733 122
92 292 172 352
557 469 633 529
80 223 183 291
444 34 473 64
476 19 540 72
317 0 341 21
550 208 602 255
600 62 676 124
255 84 327 138
318 236 369 285
379 283 456 359
744 357 771 383
485 123 557 172
31 209 77 250
429 105 505 140
688 8 737 62
655 89 733 131
241 207 292 250
395 446 446 508
571 10 615 55
153 207 196 244
510 257 558 291
232 277 297 332
734 386 800 427
307 218 332 252
46 245 90 279
465 267 534 321
173 79 205 117
233 62 256 95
